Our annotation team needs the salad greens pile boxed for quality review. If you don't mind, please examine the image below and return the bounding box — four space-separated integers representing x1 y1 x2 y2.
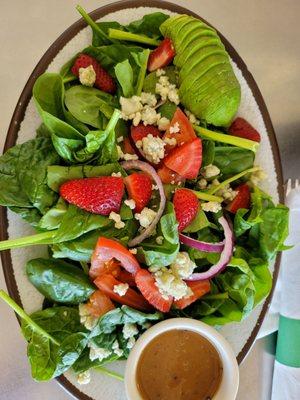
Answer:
0 5 289 384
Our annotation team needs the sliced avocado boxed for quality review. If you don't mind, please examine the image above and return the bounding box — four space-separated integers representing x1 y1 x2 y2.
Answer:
165 16 192 39
159 14 187 37
178 29 220 55
175 38 224 67
143 66 177 94
173 20 216 50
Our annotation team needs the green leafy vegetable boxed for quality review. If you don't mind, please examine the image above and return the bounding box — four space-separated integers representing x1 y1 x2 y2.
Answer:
126 12 169 38
26 258 95 304
114 59 134 97
214 147 254 179
132 49 150 95
143 66 177 94
108 28 160 46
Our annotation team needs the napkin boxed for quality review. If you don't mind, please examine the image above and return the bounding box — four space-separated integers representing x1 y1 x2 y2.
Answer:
271 185 300 399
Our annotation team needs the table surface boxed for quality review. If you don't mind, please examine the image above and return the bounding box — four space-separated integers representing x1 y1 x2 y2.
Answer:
0 1 299 399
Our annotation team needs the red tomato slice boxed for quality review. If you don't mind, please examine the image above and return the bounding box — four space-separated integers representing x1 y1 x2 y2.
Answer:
173 280 211 310
90 237 140 279
227 183 251 214
87 290 115 317
163 108 196 148
135 269 173 313
94 274 152 312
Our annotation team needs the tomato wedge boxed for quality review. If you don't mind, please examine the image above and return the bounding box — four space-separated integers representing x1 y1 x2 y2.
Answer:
163 108 196 147
173 280 211 310
90 237 140 279
135 269 173 313
94 274 152 312
86 290 115 317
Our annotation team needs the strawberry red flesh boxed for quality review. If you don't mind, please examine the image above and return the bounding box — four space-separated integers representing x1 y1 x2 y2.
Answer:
157 164 183 184
163 108 196 148
130 124 161 143
164 137 202 179
135 269 173 313
227 183 251 214
124 173 152 213
229 117 261 142
60 176 124 216
147 38 176 72
173 280 210 310
173 188 199 231
71 53 116 94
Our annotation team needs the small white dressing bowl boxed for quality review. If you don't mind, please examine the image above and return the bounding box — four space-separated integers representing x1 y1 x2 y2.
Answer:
125 318 239 400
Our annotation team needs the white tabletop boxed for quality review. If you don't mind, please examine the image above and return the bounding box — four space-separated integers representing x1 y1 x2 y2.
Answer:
0 1 299 399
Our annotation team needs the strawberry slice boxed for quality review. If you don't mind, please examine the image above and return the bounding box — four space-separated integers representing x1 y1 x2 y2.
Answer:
229 117 261 142
60 176 124 216
124 173 152 213
135 269 173 313
122 137 137 155
117 270 136 287
227 183 251 214
163 108 196 148
157 164 183 184
131 124 161 144
87 290 115 317
164 138 202 179
94 274 152 312
173 280 211 310
71 53 116 94
173 188 199 231
147 38 176 72
90 237 141 278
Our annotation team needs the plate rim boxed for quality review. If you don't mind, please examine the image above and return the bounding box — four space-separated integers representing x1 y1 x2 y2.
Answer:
0 1 284 399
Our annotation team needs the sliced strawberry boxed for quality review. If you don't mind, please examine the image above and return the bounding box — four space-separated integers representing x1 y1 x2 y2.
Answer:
147 38 176 72
173 188 199 231
60 176 124 216
122 137 136 155
227 183 251 214
163 108 196 148
131 124 161 144
90 237 140 279
173 280 211 310
164 138 202 179
94 274 152 312
71 53 116 94
124 173 152 213
229 117 261 142
117 270 136 287
135 269 173 313
157 164 183 184
86 290 115 318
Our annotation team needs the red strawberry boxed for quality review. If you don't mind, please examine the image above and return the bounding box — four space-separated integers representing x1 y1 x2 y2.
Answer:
148 38 176 72
173 280 211 309
122 137 136 155
229 117 261 142
164 138 202 179
60 176 124 215
163 108 196 148
130 124 161 144
227 183 251 214
124 173 152 213
71 53 116 94
157 164 183 184
135 269 173 312
173 188 199 231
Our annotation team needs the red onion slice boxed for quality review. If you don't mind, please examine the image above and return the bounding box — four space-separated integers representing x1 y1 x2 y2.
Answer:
179 233 224 253
186 216 233 281
121 160 166 247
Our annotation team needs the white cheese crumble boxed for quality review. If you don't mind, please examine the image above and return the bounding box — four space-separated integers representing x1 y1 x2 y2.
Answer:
202 201 222 213
154 267 192 301
123 323 138 339
111 171 122 177
77 370 91 385
117 145 138 161
113 283 129 297
157 117 170 131
136 134 166 164
148 265 161 273
135 207 157 228
127 336 136 349
184 109 199 125
202 164 220 179
155 75 180 105
156 68 166 77
129 248 137 254
169 121 180 134
198 178 208 189
79 65 96 87
170 252 196 279
152 184 158 190
78 304 98 331
124 198 136 209
164 137 177 146
210 179 237 202
141 92 157 107
156 236 164 245
109 211 125 229
120 96 143 119
112 340 123 357
141 105 160 125
117 136 124 143
89 343 112 362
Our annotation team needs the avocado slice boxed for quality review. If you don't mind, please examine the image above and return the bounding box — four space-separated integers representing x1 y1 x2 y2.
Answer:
175 38 224 67
159 14 187 37
164 16 193 40
173 20 216 51
177 29 220 56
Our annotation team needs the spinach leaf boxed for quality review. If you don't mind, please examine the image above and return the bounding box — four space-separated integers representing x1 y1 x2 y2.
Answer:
0 137 59 214
139 202 179 267
47 163 124 192
131 49 150 95
213 147 254 180
126 12 169 38
157 101 177 120
114 59 134 97
26 258 95 304
8 206 42 228
201 140 215 167
38 198 68 230
143 66 177 94
183 209 210 233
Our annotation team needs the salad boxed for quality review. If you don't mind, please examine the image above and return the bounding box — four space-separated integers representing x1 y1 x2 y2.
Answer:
0 6 289 385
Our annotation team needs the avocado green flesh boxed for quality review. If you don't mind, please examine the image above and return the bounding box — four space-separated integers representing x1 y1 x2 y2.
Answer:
175 37 224 66
160 14 241 127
